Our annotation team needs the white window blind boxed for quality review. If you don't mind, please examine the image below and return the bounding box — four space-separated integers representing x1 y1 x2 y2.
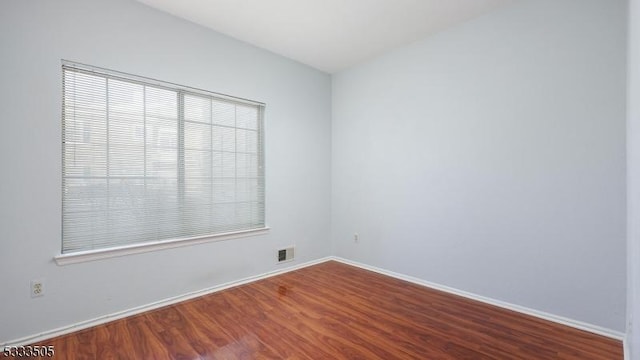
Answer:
62 63 265 254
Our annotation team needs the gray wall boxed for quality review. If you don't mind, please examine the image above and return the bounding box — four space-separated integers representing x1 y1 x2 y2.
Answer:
628 0 640 356
0 0 332 343
332 0 627 331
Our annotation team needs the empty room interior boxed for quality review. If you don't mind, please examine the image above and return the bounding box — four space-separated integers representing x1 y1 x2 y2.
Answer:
1 0 640 359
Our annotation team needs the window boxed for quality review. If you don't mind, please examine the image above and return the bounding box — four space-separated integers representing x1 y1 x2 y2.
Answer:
61 62 265 255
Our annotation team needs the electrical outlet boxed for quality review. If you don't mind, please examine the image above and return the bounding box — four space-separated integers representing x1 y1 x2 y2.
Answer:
31 279 45 298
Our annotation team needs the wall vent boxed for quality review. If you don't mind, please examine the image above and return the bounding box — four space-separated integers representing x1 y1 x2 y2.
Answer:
277 247 294 263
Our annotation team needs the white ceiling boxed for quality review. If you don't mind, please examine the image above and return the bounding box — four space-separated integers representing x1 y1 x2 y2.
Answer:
136 0 512 74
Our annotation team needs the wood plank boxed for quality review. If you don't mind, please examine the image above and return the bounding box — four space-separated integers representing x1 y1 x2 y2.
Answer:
31 261 623 359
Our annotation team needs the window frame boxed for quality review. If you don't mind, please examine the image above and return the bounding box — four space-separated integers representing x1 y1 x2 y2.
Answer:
56 60 268 265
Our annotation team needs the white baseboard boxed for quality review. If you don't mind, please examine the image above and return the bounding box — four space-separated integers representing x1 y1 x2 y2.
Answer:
624 334 629 360
5 255 625 347
331 256 626 341
2 256 333 347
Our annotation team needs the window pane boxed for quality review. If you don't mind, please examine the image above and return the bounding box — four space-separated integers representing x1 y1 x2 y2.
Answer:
147 117 178 178
212 99 235 127
109 117 145 177
146 86 177 119
185 121 211 150
236 104 258 129
185 94 211 123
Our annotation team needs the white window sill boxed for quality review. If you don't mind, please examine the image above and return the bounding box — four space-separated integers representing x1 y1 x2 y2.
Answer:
54 227 270 266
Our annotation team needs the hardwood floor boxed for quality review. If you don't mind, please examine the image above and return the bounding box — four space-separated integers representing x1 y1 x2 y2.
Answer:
32 261 622 359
